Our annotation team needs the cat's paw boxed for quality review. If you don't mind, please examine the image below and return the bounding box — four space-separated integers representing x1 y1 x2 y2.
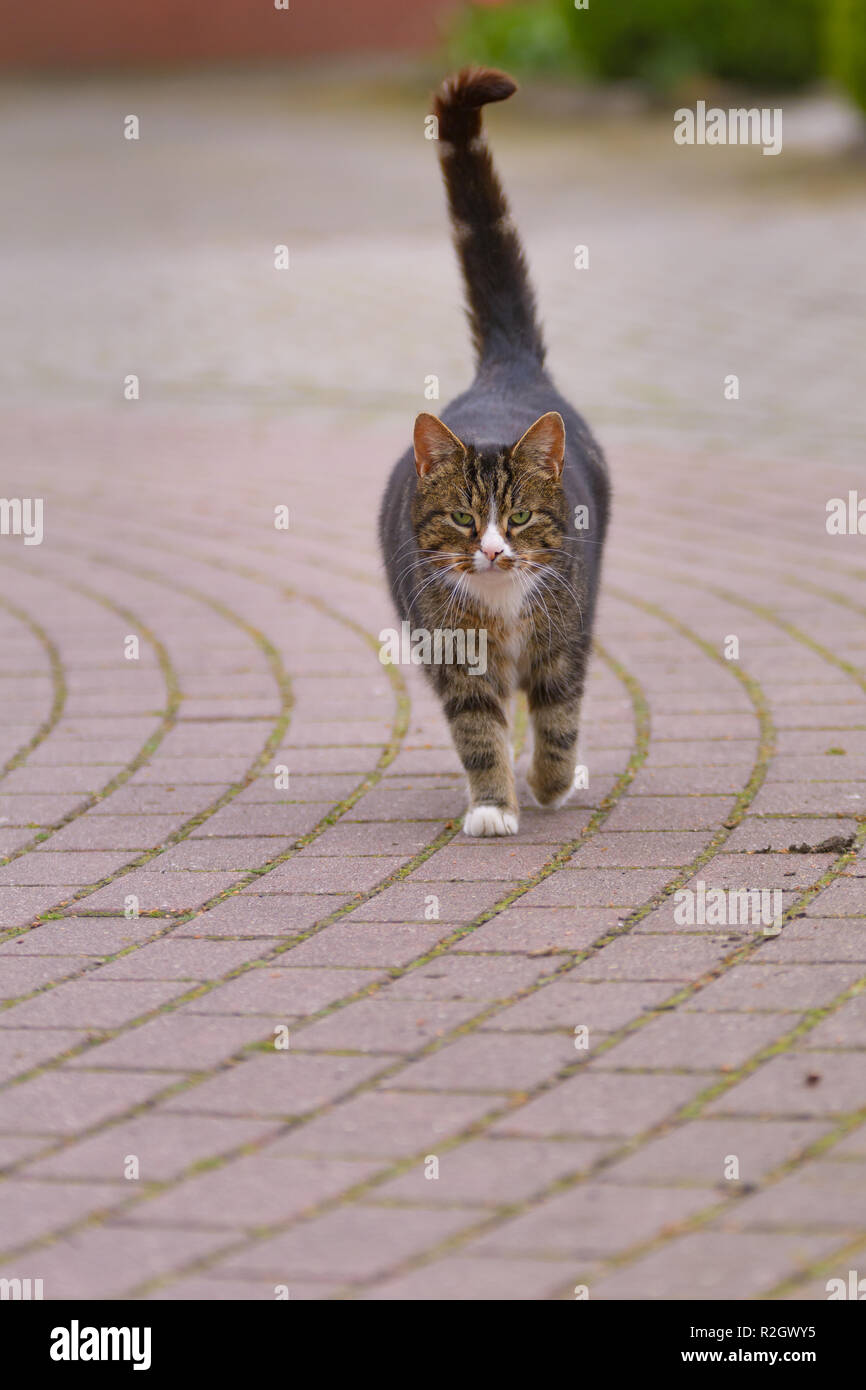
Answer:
527 754 586 811
463 804 519 837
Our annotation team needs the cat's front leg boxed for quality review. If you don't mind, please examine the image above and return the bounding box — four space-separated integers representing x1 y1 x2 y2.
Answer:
526 675 583 811
442 679 518 836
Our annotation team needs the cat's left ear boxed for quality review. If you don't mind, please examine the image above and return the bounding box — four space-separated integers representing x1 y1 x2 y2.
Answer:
414 413 467 479
512 412 565 480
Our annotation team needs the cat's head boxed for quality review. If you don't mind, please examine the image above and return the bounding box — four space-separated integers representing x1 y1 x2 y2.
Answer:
409 411 568 614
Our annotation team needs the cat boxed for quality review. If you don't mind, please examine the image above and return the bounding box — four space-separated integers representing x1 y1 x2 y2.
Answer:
379 67 610 836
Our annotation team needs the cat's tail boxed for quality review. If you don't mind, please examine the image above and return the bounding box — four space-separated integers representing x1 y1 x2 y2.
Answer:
433 68 546 371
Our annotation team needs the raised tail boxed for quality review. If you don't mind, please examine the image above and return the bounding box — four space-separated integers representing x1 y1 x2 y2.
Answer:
433 67 546 371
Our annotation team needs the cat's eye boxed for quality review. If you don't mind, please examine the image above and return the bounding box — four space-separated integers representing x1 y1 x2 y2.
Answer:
509 509 531 526
451 510 474 527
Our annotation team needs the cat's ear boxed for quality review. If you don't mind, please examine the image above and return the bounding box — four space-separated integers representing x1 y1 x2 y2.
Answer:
512 412 566 479
413 413 467 479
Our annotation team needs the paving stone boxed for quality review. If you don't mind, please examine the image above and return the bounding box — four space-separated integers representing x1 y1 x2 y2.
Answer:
490 1070 701 1139
266 1090 497 1159
802 994 866 1049
687 962 863 1012
155 839 293 871
759 918 866 963
0 1069 172 1135
1 767 125 795
587 1232 840 1299
216 1204 475 1281
0 917 158 955
0 978 191 1029
132 758 254 785
0 1179 123 1251
90 937 266 980
600 1118 829 1185
0 1028 87 1083
181 966 378 1017
178 893 347 935
64 1013 273 1072
519 868 673 909
570 935 732 981
603 797 734 832
160 1052 385 1118
64 870 241 913
0 797 86 828
823 1127 866 1159
242 855 405 895
0 852 134 887
596 1010 793 1072
342 879 518 924
377 1137 605 1206
24 1114 281 1181
89 786 219 815
414 844 550 881
728 1164 866 1231
0 886 72 928
301 822 439 857
629 767 755 796
465 907 621 954
0 1135 48 1169
751 784 866 816
383 953 553 1001
295 998 483 1054
188 805 320 838
122 1154 380 1229
568 832 710 868
481 978 677 1034
0 1226 230 1299
705 1051 866 1118
382 1031 576 1094
470 1183 709 1258
0 955 89 997
147 1276 344 1299
363 1254 582 1300
275 921 449 968
722 818 858 853
804 877 866 915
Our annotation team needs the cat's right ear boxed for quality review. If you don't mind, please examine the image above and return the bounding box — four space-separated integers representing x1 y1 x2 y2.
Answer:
413 413 467 479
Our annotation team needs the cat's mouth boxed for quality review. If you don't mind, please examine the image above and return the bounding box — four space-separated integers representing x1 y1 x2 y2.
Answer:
472 556 518 575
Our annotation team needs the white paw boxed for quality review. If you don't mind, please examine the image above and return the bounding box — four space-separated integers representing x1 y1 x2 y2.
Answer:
463 804 519 837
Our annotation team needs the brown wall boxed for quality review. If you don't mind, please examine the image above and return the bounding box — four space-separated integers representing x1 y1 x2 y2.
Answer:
0 0 457 69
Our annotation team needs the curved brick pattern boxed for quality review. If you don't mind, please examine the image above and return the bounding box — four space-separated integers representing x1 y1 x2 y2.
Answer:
0 73 863 1302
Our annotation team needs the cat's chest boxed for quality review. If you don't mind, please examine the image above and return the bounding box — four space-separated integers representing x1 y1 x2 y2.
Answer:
487 614 531 682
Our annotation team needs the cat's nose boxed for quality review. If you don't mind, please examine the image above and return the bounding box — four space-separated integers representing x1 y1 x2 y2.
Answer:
481 538 504 561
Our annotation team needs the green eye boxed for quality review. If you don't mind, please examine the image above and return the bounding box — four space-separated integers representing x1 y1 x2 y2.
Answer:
509 509 531 526
451 511 474 527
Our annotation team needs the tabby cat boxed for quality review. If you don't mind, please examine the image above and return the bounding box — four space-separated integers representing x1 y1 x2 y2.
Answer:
379 68 610 836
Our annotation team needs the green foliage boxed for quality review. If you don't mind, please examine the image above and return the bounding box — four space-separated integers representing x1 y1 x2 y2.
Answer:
827 0 866 111
698 0 823 87
447 0 823 92
444 1 585 77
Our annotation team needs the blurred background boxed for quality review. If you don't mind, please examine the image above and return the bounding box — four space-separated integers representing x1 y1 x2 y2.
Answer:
1 1 864 473
3 0 865 101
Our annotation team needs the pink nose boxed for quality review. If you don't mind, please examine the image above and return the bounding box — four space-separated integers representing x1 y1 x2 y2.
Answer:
481 539 503 561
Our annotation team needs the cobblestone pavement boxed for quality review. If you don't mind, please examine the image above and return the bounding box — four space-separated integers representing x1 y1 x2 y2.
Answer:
0 69 865 1300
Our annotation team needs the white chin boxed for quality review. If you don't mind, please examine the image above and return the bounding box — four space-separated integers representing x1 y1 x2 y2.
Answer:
465 568 524 617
